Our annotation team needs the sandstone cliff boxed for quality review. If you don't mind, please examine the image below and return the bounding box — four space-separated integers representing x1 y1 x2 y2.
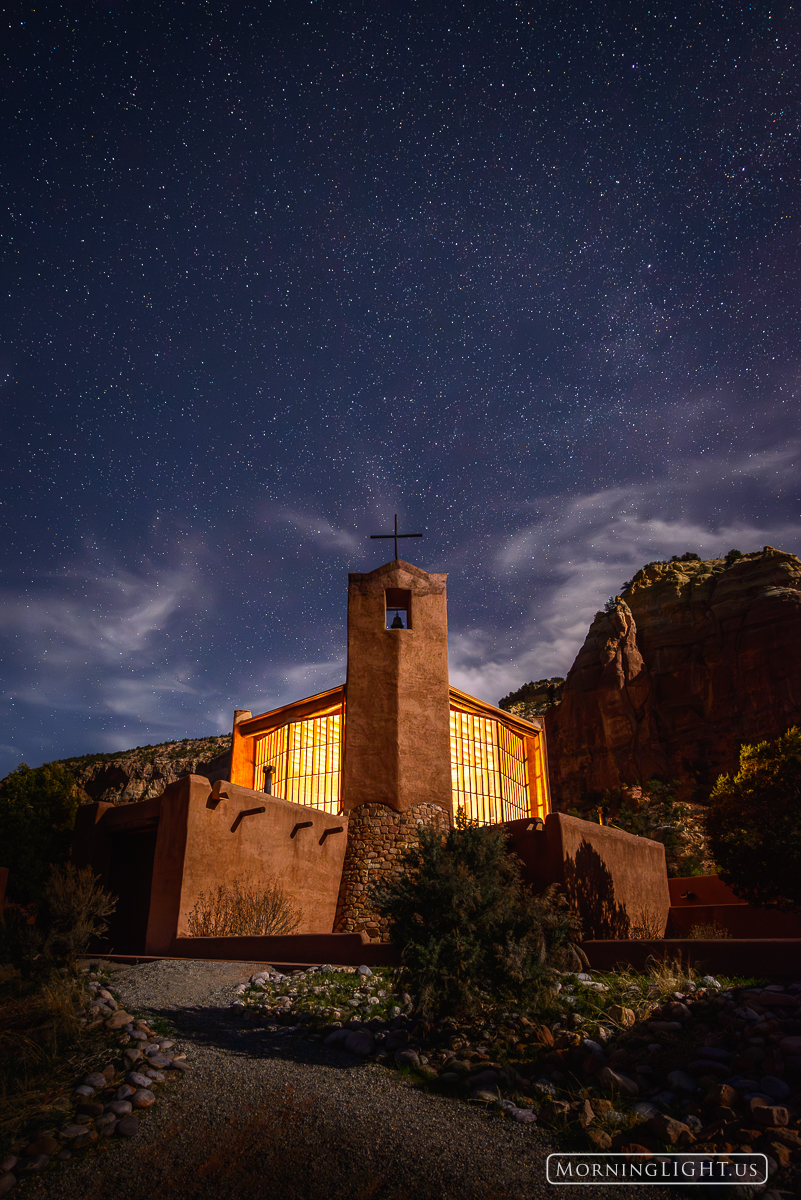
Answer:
56 735 232 805
542 546 801 806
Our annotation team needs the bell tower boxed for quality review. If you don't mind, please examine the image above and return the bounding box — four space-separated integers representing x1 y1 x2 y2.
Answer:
341 559 453 818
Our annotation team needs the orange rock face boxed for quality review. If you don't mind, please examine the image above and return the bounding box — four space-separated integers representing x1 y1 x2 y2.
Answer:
544 547 801 804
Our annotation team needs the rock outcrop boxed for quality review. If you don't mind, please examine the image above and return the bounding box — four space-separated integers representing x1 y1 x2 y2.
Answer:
543 547 801 805
499 677 565 720
58 735 231 805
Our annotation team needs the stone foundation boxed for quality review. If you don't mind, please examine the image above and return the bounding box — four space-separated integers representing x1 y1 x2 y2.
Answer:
334 802 451 941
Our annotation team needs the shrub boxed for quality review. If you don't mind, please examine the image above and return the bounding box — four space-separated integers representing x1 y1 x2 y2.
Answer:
705 727 801 911
370 820 584 1023
602 780 707 877
0 763 80 904
187 875 301 937
31 863 116 970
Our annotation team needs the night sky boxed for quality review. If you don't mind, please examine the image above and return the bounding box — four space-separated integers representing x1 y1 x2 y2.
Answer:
2 0 800 778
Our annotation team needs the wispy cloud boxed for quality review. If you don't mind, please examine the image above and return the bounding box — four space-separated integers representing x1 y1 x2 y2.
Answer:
450 443 801 706
279 510 361 555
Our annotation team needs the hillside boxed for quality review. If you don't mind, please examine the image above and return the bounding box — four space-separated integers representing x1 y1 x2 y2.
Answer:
55 734 231 805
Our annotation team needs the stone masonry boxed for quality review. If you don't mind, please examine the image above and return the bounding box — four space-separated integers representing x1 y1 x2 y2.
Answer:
334 802 451 941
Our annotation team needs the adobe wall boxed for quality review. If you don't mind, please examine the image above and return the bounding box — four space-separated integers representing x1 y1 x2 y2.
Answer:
334 801 451 941
583 937 801 977
506 812 670 940
668 874 748 907
342 561 453 816
148 776 349 953
169 931 400 967
73 775 349 955
667 875 801 937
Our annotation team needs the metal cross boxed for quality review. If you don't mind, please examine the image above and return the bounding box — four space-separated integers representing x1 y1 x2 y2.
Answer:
370 514 422 561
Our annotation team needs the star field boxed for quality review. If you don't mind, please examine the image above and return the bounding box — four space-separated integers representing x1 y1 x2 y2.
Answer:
1 0 800 774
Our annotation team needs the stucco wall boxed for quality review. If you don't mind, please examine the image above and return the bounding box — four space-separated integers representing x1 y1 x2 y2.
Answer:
148 776 349 952
342 561 453 815
72 775 349 955
506 812 670 940
667 875 801 937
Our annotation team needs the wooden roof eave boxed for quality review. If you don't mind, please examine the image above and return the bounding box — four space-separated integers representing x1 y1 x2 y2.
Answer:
448 685 545 736
236 685 346 738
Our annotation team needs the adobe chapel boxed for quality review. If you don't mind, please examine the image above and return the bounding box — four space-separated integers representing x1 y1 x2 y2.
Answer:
73 553 568 956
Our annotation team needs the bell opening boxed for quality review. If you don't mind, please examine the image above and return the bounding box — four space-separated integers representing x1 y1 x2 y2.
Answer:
385 588 411 629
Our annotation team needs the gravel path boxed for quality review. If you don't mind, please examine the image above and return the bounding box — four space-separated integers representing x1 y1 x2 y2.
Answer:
24 959 679 1200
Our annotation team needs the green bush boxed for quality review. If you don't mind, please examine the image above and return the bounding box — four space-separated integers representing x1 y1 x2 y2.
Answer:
370 819 584 1023
0 763 80 904
705 727 801 911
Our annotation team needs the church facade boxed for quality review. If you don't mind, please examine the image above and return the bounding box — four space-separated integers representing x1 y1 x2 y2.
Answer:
230 559 549 828
73 557 553 953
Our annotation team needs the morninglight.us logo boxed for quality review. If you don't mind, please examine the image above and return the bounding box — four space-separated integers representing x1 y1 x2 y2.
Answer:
546 1152 769 1186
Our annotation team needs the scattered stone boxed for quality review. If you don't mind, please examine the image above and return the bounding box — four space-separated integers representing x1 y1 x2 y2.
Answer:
125 1071 152 1088
394 1048 420 1069
344 1030 375 1057
509 1107 537 1124
752 1105 789 1127
760 1075 790 1100
25 1136 58 1157
60 1123 90 1139
131 1088 156 1108
23 1155 50 1172
107 1100 133 1116
115 1115 140 1137
597 1066 638 1096
666 1070 697 1093
72 1130 98 1149
646 1114 695 1146
104 1010 134 1030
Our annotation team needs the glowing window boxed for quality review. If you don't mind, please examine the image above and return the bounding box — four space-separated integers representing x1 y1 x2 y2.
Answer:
450 709 530 825
254 709 342 814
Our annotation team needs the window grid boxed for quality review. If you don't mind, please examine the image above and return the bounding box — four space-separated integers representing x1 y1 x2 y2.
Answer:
450 709 530 825
254 710 342 814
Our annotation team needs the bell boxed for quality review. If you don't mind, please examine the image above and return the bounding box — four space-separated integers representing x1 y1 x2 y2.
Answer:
390 611 404 629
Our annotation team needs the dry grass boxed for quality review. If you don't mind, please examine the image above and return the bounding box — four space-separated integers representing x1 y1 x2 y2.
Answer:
583 955 700 1023
688 921 731 939
187 874 301 937
0 969 93 1153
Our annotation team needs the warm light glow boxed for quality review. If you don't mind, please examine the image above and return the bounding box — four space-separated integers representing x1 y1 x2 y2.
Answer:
450 709 530 824
254 709 342 814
